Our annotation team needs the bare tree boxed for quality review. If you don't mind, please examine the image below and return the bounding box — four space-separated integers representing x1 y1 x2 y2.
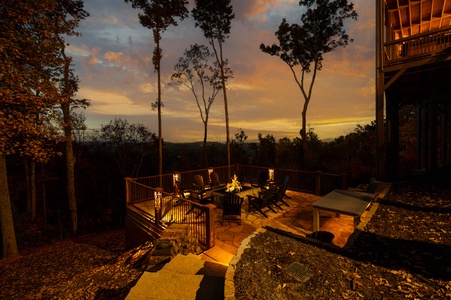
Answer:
171 44 232 167
192 0 234 179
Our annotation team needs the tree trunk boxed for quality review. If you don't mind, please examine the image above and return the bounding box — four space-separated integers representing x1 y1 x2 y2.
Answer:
63 102 77 234
23 157 31 216
0 155 19 258
41 164 47 227
30 160 36 221
203 119 208 168
218 44 231 179
156 39 163 188
301 108 309 168
62 49 77 234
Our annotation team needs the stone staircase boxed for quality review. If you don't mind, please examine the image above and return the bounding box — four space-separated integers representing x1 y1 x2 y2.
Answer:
125 253 227 300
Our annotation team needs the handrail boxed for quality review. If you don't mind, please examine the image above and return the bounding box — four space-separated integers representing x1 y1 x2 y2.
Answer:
384 27 451 63
125 181 215 249
384 25 451 46
126 165 347 205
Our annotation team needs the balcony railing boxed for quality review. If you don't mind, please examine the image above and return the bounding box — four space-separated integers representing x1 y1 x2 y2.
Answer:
384 26 451 65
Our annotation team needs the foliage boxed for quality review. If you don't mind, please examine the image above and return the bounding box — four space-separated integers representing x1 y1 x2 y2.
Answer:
276 137 298 169
257 134 276 167
95 118 158 178
0 0 89 258
52 1 89 234
1 1 63 160
124 0 189 33
231 128 248 165
323 122 376 184
260 0 358 164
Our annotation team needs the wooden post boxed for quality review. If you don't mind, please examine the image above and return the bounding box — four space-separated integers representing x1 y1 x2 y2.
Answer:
315 171 321 195
205 204 216 249
125 177 132 205
376 0 386 180
312 207 320 232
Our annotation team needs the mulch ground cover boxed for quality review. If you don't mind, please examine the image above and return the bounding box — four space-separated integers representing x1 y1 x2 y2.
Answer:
234 171 451 299
0 230 142 300
0 170 450 299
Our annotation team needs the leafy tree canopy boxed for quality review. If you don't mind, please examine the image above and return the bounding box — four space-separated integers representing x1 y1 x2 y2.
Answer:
192 0 234 43
0 0 88 161
125 0 189 33
260 0 358 72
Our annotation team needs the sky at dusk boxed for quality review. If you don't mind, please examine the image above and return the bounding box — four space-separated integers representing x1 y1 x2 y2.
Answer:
66 0 376 143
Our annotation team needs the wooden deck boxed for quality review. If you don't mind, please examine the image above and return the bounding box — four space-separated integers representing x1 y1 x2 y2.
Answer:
131 188 370 250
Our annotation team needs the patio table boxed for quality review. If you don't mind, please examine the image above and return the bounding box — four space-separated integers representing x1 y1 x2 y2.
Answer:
312 189 376 231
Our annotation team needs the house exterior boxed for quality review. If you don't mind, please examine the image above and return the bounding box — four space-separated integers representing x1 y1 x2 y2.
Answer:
376 0 451 179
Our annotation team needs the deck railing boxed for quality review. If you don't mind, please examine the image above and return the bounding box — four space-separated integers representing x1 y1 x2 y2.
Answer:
125 165 347 250
125 182 215 249
157 191 215 249
384 26 451 64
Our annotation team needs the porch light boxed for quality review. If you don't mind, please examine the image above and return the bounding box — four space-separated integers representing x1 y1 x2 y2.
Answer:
154 187 163 211
173 172 180 196
208 168 214 181
154 187 163 225
269 168 274 182
173 172 180 186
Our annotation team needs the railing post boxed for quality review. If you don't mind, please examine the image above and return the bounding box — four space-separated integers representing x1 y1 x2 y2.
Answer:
341 173 347 190
173 172 180 195
154 187 163 226
205 204 216 249
315 171 321 195
125 177 132 205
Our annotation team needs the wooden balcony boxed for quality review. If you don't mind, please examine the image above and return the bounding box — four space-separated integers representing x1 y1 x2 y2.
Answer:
384 26 451 72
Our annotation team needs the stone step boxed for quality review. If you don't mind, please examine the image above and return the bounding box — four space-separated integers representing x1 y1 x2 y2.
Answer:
125 270 224 300
163 253 228 277
126 253 225 300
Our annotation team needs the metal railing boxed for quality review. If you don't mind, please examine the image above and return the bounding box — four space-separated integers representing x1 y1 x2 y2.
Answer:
158 191 214 249
384 26 451 64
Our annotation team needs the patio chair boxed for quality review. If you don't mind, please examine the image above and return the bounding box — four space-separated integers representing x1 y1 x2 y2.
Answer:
236 170 247 185
221 193 244 225
272 181 290 208
251 171 269 191
273 175 292 200
189 174 214 204
173 179 187 206
210 172 226 189
247 186 278 218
